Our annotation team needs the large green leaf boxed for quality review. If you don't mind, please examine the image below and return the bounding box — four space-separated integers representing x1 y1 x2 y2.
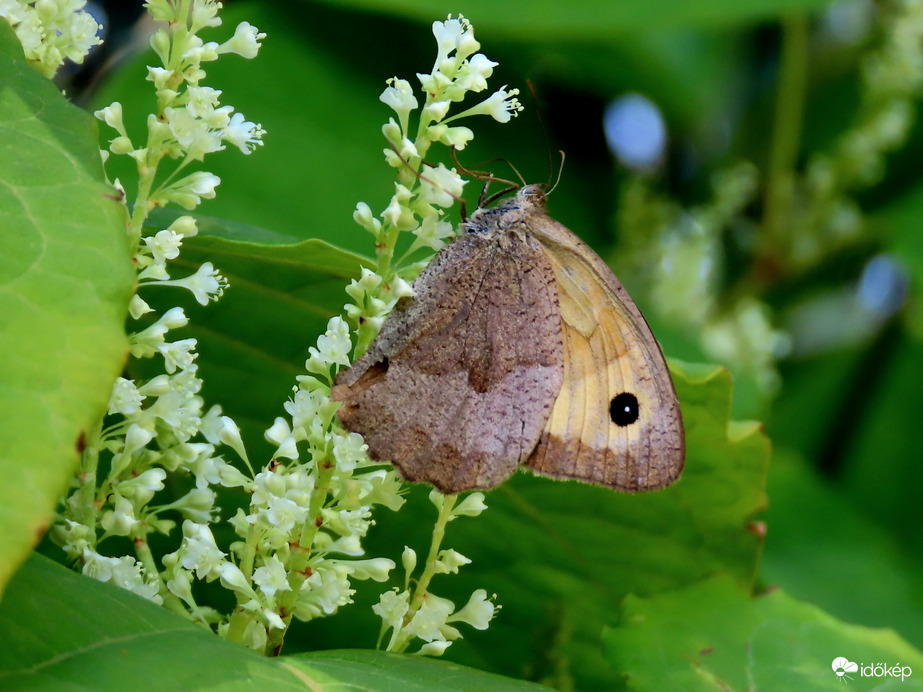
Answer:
0 24 134 595
303 361 770 689
0 554 553 692
761 448 923 650
603 575 923 690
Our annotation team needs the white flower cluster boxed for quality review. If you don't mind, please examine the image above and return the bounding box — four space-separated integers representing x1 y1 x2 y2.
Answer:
701 297 791 395
348 14 522 355
95 0 265 214
342 266 415 351
238 314 406 651
52 0 264 633
0 0 102 78
52 209 250 606
694 0 923 393
249 15 513 655
373 492 497 655
157 506 395 650
53 8 510 656
799 0 923 260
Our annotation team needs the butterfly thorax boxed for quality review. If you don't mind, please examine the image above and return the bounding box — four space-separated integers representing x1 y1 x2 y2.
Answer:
464 185 549 239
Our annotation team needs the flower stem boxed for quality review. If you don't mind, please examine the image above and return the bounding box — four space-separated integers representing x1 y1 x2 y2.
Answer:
262 450 337 656
414 494 456 599
391 493 457 653
73 420 104 542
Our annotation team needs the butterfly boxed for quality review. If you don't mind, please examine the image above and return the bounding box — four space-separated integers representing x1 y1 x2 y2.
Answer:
331 185 684 494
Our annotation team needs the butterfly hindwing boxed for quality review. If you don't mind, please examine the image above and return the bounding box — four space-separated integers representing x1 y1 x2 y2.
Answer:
523 208 685 491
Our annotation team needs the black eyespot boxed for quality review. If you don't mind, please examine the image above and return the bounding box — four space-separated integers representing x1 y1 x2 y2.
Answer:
610 393 640 427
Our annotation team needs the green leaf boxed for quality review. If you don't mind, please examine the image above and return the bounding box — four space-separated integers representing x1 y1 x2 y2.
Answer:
837 331 923 560
0 554 553 691
288 650 554 691
0 24 134 595
603 575 923 690
761 448 923 650
308 0 831 35
325 361 770 689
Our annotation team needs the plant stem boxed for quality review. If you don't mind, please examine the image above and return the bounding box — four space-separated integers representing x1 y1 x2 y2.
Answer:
390 493 457 653
761 13 808 256
73 420 104 543
413 494 455 600
262 448 337 656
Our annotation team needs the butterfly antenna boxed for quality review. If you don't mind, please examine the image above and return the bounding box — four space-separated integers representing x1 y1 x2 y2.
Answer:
482 181 522 208
526 80 556 191
547 150 565 196
450 147 520 187
450 146 521 211
504 158 527 187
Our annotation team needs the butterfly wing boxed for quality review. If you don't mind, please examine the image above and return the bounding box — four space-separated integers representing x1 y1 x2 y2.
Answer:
332 231 564 494
523 215 685 491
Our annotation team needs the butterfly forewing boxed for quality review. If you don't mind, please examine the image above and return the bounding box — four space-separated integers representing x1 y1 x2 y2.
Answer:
331 228 564 494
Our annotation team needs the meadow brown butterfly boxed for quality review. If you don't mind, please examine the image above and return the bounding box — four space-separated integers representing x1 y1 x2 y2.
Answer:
331 185 684 494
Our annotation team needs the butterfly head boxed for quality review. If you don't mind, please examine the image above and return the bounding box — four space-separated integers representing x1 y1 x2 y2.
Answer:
465 183 551 237
518 184 548 207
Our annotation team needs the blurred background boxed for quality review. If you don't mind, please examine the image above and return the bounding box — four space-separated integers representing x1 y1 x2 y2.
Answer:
57 0 923 683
